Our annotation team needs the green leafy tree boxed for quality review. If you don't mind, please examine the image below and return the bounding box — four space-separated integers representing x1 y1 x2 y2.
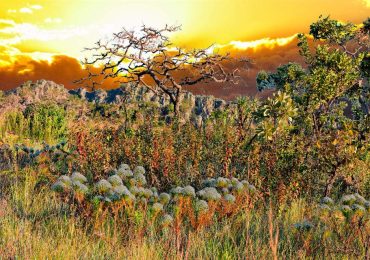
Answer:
255 16 370 196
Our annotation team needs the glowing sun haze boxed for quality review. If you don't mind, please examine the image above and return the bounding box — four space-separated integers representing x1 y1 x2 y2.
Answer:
0 0 369 97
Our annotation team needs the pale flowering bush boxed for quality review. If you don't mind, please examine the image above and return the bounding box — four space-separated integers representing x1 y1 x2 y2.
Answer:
183 185 196 197
58 175 72 186
108 175 123 187
160 214 174 227
159 193 171 204
134 172 147 186
51 164 259 229
73 181 89 194
51 181 70 193
117 163 134 179
320 196 334 205
293 193 370 255
340 194 357 205
112 185 130 196
95 180 113 193
151 202 164 212
170 186 184 195
195 199 209 212
197 187 222 201
224 194 236 203
215 177 229 188
232 181 244 193
318 193 370 216
71 172 87 183
51 174 88 194
133 166 146 175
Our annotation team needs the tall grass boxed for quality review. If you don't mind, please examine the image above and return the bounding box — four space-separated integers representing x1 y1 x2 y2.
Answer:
0 103 67 144
1 169 368 259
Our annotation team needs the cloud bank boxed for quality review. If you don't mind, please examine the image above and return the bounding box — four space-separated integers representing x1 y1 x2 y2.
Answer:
0 35 305 99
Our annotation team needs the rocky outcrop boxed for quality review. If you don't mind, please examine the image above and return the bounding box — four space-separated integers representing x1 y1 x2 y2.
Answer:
6 80 69 105
68 83 230 121
2 80 232 123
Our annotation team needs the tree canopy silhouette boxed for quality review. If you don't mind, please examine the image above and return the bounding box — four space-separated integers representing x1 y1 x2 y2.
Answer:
76 25 248 116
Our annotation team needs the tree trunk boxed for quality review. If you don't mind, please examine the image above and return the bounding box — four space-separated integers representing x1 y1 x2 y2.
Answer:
173 89 183 118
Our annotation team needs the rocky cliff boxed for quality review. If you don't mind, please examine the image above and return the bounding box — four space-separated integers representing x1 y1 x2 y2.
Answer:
2 80 232 123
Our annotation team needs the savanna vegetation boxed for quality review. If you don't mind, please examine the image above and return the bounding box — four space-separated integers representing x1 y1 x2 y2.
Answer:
0 16 369 259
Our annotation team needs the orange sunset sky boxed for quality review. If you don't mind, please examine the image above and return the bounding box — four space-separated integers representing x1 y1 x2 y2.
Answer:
0 0 369 98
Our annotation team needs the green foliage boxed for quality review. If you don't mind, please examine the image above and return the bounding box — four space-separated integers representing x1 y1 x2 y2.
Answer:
309 15 357 44
256 62 305 92
253 15 370 198
1 103 67 143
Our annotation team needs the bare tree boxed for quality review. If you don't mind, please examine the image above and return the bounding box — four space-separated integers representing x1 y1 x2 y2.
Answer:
75 25 248 116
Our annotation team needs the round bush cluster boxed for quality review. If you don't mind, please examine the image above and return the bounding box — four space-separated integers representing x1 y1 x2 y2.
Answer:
51 164 258 226
224 194 236 203
51 172 88 194
195 199 209 212
294 193 370 234
197 187 222 201
320 196 334 205
71 172 88 183
318 193 370 217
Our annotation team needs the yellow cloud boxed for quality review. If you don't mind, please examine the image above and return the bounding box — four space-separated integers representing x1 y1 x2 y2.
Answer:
30 5 43 10
19 8 33 14
0 20 87 44
10 5 42 14
0 19 16 26
45 18 62 24
215 35 297 51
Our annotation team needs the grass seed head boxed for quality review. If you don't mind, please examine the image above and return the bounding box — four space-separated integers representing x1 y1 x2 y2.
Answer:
73 181 89 194
118 169 134 180
320 196 334 205
183 185 196 197
198 187 221 201
95 179 113 193
51 181 69 193
108 174 124 187
57 175 72 186
151 202 164 212
71 172 87 183
195 199 209 212
133 166 146 175
134 172 147 186
354 193 367 205
161 214 174 227
118 163 131 172
159 193 171 204
224 194 236 203
341 194 357 205
216 177 229 188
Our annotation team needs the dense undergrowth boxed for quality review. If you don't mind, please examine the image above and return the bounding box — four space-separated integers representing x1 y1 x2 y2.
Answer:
0 16 369 258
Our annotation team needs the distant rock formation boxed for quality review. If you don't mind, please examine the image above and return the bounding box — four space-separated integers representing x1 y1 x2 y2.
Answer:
6 80 69 105
68 82 231 122
2 80 234 124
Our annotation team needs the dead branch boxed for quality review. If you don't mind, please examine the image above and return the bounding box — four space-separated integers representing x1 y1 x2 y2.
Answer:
76 24 249 116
